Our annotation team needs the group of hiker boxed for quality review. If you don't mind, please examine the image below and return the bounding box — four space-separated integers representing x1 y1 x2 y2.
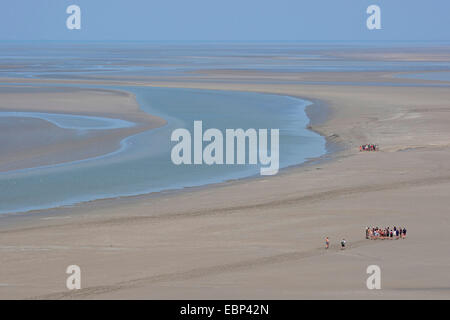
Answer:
366 226 407 240
360 144 378 151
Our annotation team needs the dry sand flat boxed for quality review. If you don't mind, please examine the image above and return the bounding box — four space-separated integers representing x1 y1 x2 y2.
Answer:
1 73 450 299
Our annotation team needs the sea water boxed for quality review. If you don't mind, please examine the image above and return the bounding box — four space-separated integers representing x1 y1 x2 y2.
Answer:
0 86 326 214
2 41 449 214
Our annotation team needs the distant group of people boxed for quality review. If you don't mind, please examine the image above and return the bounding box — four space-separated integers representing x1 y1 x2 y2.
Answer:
366 226 407 240
360 144 378 151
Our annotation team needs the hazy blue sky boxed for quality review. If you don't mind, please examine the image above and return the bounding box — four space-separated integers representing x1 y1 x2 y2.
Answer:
0 0 448 41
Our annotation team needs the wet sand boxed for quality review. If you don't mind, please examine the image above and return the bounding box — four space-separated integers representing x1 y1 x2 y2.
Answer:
0 86 166 171
1 67 450 299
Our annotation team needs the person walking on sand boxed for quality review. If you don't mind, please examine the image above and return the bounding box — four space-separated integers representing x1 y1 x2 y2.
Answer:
340 238 346 250
325 237 330 249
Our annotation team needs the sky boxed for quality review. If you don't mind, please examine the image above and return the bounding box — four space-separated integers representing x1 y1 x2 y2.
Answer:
0 0 449 41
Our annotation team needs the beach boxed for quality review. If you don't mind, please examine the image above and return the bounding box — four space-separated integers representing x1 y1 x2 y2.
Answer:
0 85 326 214
1 51 450 299
0 86 165 172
